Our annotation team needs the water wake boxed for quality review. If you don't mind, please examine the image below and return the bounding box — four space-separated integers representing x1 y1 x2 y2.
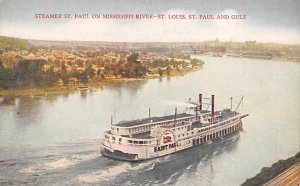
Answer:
77 162 131 183
19 152 99 174
77 159 157 183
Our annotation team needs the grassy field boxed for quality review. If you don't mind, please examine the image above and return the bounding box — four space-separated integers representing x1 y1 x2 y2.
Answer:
0 36 31 50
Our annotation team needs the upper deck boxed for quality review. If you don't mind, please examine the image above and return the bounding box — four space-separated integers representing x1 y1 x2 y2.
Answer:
114 113 194 127
110 110 212 136
111 112 200 136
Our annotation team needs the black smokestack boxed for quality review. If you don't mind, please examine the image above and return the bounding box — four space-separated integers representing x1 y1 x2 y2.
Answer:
211 95 215 121
199 93 202 111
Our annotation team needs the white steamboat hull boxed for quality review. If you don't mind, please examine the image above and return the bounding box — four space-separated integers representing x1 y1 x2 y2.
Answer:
101 118 244 161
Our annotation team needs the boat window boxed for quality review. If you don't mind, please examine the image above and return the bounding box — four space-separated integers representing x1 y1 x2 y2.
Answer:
119 138 122 142
112 137 115 140
134 141 138 144
128 140 132 143
139 141 143 144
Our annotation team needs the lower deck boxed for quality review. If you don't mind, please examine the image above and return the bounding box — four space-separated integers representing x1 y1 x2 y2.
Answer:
101 119 243 161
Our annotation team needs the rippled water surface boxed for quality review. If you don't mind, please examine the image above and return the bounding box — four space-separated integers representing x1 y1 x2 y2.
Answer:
0 56 299 185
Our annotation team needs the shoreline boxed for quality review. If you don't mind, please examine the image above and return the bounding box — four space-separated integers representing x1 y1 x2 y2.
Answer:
199 54 300 63
0 78 149 97
0 68 199 97
241 152 300 186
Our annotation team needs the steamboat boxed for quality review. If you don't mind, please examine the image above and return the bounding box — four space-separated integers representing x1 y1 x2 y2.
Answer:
101 94 248 161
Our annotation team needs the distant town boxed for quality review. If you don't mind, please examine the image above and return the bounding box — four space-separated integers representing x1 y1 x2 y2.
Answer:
0 36 204 92
0 35 299 94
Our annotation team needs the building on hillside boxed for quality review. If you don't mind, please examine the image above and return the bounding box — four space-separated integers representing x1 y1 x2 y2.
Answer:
68 77 79 86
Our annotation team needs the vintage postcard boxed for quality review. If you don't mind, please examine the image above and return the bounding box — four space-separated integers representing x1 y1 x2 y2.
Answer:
0 0 299 185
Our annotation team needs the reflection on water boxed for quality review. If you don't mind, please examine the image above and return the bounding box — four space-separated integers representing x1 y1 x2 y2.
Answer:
0 56 299 185
0 96 15 105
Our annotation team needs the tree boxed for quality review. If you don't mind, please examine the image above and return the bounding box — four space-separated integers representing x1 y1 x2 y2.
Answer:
166 66 171 76
96 68 101 77
0 60 4 71
0 59 49 88
31 61 45 86
127 52 139 63
104 64 114 76
14 60 45 87
121 62 136 78
60 62 68 84
42 66 59 86
158 68 163 77
79 71 88 84
0 61 9 88
85 66 95 79
135 64 146 77
113 65 120 78
100 73 105 80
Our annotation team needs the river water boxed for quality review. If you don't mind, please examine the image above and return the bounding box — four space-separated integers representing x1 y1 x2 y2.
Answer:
0 56 299 185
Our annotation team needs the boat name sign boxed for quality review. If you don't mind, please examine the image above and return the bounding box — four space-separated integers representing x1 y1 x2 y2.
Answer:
154 143 176 152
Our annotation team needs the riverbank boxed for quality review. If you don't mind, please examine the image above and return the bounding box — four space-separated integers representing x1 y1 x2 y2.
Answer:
0 67 200 97
241 152 300 186
0 78 147 97
202 53 300 63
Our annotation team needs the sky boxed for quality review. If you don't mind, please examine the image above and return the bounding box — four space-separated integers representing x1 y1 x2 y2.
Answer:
0 0 299 43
